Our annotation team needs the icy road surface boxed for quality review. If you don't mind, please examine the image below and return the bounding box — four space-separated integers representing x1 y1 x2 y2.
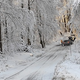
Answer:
0 44 70 80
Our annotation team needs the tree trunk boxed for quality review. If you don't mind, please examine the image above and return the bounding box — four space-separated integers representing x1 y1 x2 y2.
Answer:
0 19 2 52
28 0 30 10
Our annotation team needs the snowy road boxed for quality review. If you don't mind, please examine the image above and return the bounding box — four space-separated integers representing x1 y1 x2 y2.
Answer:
1 44 70 80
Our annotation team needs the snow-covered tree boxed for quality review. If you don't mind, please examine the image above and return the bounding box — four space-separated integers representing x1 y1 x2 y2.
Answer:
0 0 79 54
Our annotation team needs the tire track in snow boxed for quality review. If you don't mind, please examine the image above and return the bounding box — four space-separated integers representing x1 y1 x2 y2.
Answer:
21 47 68 80
4 45 57 80
4 45 69 80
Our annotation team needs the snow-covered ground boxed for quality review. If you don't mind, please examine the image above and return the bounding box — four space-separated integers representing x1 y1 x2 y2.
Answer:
0 0 80 80
0 41 65 80
0 41 80 80
54 40 80 80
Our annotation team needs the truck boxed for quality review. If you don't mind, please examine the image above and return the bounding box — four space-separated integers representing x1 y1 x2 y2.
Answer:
61 34 76 46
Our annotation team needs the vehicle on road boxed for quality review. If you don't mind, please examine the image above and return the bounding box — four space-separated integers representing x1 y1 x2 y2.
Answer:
61 35 76 46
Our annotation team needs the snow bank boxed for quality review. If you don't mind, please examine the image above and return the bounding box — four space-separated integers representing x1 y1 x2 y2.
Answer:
0 52 35 73
54 52 80 80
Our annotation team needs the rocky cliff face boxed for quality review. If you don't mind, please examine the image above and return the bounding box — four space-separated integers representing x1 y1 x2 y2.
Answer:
0 0 79 53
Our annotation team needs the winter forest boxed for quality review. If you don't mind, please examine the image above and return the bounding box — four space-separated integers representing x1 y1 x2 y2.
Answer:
0 0 79 53
0 0 80 80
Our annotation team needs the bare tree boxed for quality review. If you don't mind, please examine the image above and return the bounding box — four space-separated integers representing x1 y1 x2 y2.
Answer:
0 17 2 52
